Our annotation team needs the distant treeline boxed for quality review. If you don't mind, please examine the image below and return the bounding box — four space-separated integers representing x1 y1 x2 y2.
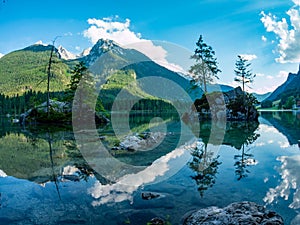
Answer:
0 90 181 116
0 90 66 116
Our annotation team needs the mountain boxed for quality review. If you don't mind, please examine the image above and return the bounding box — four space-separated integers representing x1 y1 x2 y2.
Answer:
57 45 76 60
0 44 71 96
82 39 232 101
263 65 300 103
252 92 271 103
0 39 232 100
77 47 91 58
260 112 300 145
83 39 150 70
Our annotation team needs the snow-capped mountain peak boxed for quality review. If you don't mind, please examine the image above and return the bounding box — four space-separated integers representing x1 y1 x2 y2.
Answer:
77 47 91 58
57 45 76 60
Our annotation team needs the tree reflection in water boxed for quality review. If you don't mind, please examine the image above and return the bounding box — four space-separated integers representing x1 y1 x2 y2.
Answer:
188 142 221 197
234 144 255 180
232 122 260 180
189 121 261 196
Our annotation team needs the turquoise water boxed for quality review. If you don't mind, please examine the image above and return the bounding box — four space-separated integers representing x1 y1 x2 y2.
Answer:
0 111 300 224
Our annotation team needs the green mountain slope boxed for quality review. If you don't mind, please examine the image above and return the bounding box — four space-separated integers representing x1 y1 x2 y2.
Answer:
99 69 173 111
0 44 71 96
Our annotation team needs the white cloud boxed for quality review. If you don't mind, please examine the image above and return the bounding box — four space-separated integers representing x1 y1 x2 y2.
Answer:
292 0 300 6
276 70 289 79
263 70 289 80
220 81 240 89
34 40 48 46
260 4 300 63
83 17 185 72
262 35 267 42
252 70 289 94
239 54 257 61
255 142 266 147
75 46 81 51
63 32 73 36
256 73 265 77
253 86 277 94
0 53 4 59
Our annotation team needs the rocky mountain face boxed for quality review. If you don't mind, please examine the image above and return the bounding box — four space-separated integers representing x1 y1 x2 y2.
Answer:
264 65 300 103
57 45 76 60
77 47 91 58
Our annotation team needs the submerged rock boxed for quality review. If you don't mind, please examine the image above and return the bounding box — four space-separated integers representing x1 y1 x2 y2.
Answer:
119 132 165 151
141 192 160 200
183 201 283 225
148 217 165 225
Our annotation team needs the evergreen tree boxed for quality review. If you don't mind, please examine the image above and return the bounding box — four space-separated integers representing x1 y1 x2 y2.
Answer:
67 61 97 117
234 55 256 93
189 35 221 93
283 96 295 109
68 61 89 94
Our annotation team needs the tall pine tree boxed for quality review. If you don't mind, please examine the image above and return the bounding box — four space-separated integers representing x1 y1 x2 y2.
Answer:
67 61 102 117
189 35 221 93
234 55 256 93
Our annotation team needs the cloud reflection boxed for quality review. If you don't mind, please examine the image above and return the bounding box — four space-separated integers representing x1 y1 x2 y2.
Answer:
88 140 199 206
264 155 300 210
278 141 289 149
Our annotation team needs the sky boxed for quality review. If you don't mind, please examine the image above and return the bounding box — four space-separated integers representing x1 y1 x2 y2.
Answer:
0 0 300 94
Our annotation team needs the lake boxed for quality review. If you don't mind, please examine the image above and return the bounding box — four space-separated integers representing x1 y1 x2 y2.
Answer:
0 111 300 225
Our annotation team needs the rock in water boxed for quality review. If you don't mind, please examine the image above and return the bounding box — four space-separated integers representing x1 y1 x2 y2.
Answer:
141 192 160 200
148 217 165 225
183 201 283 225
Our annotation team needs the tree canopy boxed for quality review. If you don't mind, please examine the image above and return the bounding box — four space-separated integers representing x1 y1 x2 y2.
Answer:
189 35 221 93
234 55 256 92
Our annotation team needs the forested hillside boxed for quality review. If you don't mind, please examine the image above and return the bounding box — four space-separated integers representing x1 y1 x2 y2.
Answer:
0 44 71 96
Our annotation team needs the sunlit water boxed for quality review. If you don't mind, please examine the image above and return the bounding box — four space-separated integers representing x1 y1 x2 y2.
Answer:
0 111 300 225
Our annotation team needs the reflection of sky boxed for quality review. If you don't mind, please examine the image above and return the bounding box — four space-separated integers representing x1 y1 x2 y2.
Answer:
88 140 201 206
255 124 292 149
264 155 300 208
264 155 300 224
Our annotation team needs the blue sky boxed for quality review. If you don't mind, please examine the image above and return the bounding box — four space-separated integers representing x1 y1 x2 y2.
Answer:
0 0 299 93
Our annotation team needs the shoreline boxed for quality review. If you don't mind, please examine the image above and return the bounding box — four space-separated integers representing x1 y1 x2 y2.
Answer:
258 109 300 112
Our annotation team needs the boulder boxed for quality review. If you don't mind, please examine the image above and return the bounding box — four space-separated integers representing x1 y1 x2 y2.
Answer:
19 99 109 124
183 201 283 225
190 87 259 121
119 132 165 151
224 86 244 103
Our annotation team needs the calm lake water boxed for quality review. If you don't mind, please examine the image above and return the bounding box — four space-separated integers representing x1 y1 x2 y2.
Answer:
0 111 300 225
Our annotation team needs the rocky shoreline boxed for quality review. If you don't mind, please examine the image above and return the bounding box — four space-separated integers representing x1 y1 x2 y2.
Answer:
182 201 283 225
